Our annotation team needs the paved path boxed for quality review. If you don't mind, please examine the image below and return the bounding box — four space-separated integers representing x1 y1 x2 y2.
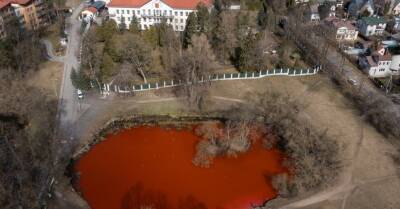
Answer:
57 3 85 137
41 39 65 62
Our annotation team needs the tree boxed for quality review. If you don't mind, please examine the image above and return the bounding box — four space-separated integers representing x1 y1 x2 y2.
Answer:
97 20 118 41
183 12 198 48
70 68 91 90
143 26 158 48
129 15 141 34
81 30 103 93
119 16 127 32
173 34 217 109
257 0 268 29
122 35 152 83
100 53 115 82
196 3 210 33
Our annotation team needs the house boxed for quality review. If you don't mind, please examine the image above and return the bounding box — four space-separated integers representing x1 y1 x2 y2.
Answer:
81 7 98 22
0 0 49 38
393 0 400 15
360 47 392 77
318 1 337 19
358 16 387 37
80 1 105 22
107 0 211 31
389 55 400 76
325 17 358 41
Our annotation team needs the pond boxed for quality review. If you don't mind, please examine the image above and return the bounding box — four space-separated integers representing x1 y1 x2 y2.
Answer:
75 125 288 209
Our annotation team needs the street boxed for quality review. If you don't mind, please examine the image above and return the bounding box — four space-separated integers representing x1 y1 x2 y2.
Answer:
57 3 85 137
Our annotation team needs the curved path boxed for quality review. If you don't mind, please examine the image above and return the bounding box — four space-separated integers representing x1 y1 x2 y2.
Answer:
41 39 65 62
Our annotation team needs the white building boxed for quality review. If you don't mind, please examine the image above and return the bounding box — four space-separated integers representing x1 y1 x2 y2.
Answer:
389 55 400 76
107 0 211 31
357 16 387 37
325 17 358 41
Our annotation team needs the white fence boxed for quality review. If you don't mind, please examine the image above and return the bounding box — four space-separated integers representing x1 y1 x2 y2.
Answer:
103 66 321 94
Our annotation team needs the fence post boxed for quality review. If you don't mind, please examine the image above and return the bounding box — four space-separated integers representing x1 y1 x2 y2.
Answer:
245 72 248 78
259 70 262 76
274 69 276 74
252 72 255 78
140 85 143 90
156 83 159 89
171 80 174 86
280 68 283 74
114 85 117 92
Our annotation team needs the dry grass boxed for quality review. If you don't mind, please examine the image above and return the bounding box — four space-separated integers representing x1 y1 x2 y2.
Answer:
27 61 63 99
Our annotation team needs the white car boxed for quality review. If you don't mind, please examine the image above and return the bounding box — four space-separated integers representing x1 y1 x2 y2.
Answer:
77 89 84 99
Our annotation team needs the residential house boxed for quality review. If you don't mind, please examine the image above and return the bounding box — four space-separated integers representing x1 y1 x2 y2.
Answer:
0 0 49 38
389 55 400 76
358 16 387 37
107 0 211 32
325 17 359 41
360 47 392 77
81 7 97 22
80 1 105 22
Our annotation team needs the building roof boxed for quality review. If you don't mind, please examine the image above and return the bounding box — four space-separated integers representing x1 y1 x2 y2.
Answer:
361 16 386 25
86 6 98 13
108 0 211 9
325 17 357 30
0 0 31 9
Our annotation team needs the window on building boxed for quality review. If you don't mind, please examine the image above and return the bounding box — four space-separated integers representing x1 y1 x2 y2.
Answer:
180 25 183 30
180 11 183 16
127 10 130 14
148 9 151 15
142 9 145 14
128 17 131 21
164 10 167 15
143 18 146 22
138 10 140 15
175 19 178 23
186 12 189 16
170 10 172 16
175 11 178 16
175 26 178 30
116 9 119 14
122 10 124 14
180 19 183 23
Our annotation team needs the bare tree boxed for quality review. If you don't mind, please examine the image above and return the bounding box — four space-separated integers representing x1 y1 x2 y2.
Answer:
173 34 217 110
122 34 152 83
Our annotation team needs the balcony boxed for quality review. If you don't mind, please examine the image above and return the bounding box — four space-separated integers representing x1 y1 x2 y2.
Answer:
141 14 173 19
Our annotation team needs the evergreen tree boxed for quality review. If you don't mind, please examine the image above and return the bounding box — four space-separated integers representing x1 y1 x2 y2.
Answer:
70 68 91 90
257 0 268 30
129 15 141 34
196 3 210 33
119 16 127 32
100 53 114 82
98 20 118 41
183 12 198 48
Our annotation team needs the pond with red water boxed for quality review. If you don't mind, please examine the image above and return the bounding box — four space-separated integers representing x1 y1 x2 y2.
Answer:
75 125 288 209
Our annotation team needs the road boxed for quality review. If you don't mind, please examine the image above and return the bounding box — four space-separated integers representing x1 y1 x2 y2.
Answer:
57 3 85 137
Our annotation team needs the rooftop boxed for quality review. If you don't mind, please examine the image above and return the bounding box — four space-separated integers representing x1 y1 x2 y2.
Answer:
108 0 211 9
361 16 386 25
0 0 31 9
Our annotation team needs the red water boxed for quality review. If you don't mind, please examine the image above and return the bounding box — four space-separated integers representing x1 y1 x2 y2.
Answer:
75 126 288 209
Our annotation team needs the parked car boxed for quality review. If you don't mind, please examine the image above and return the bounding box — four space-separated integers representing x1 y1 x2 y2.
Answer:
77 89 84 99
347 78 358 86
